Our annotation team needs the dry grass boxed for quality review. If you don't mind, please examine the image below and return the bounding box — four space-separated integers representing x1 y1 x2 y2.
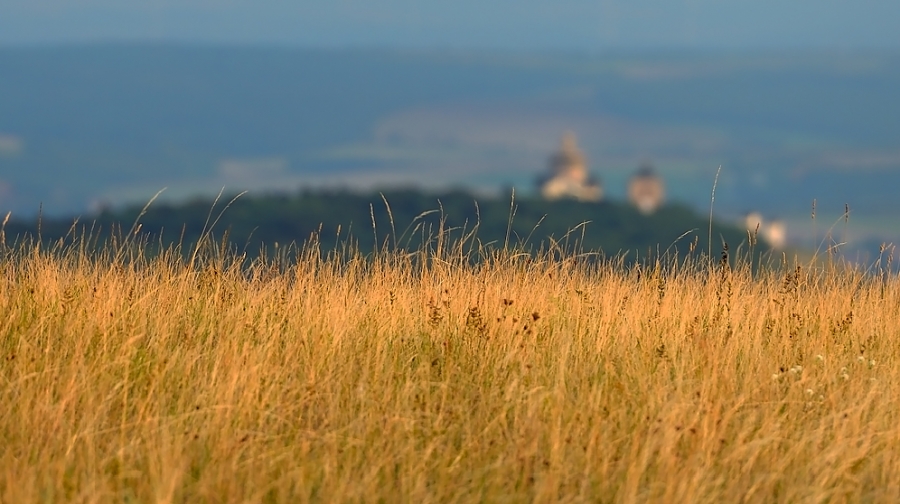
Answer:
1 232 900 503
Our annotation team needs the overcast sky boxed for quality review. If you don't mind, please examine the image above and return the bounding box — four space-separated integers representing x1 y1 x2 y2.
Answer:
2 0 899 51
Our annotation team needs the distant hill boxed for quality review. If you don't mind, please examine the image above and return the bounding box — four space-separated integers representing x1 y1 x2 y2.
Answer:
1 188 758 263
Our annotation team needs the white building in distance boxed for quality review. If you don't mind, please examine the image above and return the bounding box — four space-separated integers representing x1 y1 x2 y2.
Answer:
537 132 603 202
745 212 787 249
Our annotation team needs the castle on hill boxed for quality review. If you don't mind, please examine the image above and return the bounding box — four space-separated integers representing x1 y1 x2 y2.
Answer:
537 132 603 202
535 131 789 247
536 132 666 214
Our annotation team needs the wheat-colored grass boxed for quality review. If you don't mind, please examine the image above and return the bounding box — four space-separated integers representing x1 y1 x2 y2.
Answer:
1 234 899 503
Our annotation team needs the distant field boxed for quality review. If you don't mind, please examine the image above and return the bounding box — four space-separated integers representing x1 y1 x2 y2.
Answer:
2 227 899 502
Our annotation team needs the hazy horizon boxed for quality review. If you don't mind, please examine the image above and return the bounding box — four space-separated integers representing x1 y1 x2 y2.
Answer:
3 1 900 52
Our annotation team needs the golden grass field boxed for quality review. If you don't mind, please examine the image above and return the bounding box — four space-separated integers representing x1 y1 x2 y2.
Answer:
2 225 899 503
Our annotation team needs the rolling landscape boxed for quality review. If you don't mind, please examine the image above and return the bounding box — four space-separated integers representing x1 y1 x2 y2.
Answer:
2 45 900 257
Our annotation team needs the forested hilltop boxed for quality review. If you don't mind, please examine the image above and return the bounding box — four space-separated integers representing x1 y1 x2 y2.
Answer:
2 188 758 262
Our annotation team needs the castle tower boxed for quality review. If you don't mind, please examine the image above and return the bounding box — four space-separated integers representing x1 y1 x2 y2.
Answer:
628 164 665 214
538 132 603 202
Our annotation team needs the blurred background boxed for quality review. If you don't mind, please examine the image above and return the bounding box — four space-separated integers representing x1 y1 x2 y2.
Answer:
1 0 900 256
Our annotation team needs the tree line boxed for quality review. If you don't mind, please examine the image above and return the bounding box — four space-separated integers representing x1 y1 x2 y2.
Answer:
1 188 759 263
